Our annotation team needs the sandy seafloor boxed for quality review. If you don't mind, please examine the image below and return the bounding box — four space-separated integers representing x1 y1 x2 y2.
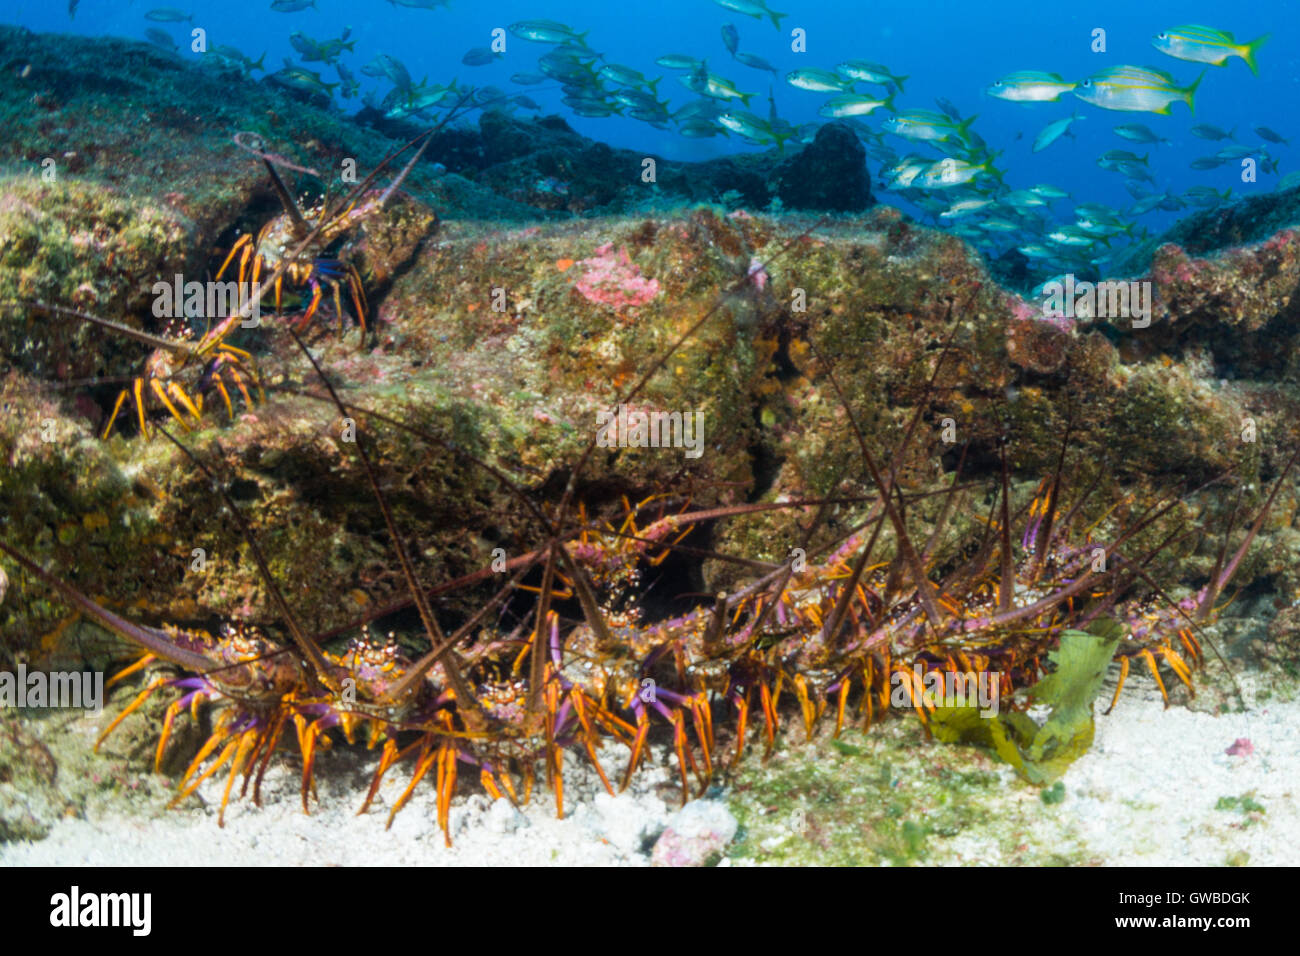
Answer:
2 664 1296 867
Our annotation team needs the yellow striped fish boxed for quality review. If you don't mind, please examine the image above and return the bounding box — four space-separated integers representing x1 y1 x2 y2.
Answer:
1073 65 1203 115
1151 24 1270 75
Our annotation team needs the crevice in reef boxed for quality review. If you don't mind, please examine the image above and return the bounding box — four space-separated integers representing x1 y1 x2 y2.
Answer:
1097 291 1300 382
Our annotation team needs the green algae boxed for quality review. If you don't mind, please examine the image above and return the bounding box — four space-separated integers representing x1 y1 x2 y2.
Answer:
1215 792 1266 818
724 718 1091 866
928 628 1120 787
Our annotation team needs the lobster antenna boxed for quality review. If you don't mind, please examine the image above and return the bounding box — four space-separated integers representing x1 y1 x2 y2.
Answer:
0 301 196 356
1030 409 1074 579
0 539 214 673
805 313 962 635
153 425 339 688
1197 443 1300 621
262 159 311 237
997 436 1015 613
519 217 831 712
284 328 486 724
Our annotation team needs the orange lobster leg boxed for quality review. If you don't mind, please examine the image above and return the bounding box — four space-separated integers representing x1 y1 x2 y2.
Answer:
102 388 131 440
386 737 439 829
1140 648 1171 707
95 673 169 751
730 689 750 769
1104 655 1131 715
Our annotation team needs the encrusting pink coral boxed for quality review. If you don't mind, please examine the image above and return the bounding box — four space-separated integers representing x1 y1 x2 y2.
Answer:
573 243 661 309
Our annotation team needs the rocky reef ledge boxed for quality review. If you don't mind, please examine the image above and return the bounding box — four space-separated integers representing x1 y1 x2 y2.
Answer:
2 25 1300 865
2 26 1299 665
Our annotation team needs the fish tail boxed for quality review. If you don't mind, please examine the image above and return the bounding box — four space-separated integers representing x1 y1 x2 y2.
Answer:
1241 34 1270 75
956 114 978 142
252 52 266 72
739 91 755 107
1184 69 1205 114
893 74 909 94
768 10 788 31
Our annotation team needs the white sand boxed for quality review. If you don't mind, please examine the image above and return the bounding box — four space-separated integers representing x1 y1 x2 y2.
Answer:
1055 679 1299 866
0 739 678 866
2 675 1297 866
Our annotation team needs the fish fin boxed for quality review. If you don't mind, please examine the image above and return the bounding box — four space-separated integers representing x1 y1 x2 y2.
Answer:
986 158 1007 185
769 10 789 31
252 53 266 72
893 74 909 94
740 91 755 107
956 114 978 142
1242 34 1270 75
1184 69 1206 114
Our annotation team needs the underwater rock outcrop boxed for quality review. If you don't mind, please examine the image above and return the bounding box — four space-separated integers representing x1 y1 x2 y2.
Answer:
773 121 873 212
1159 182 1300 257
1 28 1298 680
5 203 1300 667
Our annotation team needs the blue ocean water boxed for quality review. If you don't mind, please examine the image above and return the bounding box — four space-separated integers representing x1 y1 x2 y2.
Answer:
4 0 1296 272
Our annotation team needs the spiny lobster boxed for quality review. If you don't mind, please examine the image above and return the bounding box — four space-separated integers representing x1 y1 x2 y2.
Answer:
2 216 1295 847
4 89 485 439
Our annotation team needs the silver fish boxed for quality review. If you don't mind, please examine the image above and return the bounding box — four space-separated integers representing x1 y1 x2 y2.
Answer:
1032 113 1083 152
721 24 740 56
145 7 191 21
734 52 776 73
143 28 178 51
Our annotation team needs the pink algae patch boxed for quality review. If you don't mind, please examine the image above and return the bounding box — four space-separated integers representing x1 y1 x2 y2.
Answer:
573 243 661 309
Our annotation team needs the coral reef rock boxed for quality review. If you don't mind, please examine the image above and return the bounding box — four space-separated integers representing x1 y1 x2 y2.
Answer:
774 121 873 212
651 799 739 866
